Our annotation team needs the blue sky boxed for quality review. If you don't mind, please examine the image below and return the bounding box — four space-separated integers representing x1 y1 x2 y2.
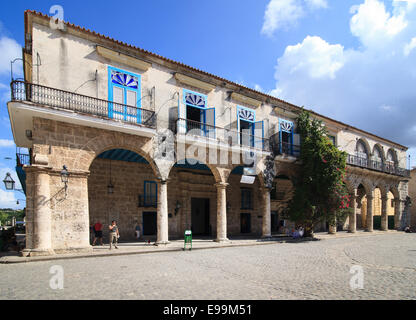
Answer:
0 0 415 208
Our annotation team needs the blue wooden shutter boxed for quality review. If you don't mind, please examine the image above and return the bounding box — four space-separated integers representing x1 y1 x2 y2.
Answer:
205 107 215 139
254 121 264 149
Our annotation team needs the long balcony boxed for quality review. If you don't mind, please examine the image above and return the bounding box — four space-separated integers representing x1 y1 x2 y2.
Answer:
10 80 156 128
175 118 270 151
347 154 410 178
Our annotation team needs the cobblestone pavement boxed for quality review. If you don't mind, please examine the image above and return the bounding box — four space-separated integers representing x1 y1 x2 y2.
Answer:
1 233 415 299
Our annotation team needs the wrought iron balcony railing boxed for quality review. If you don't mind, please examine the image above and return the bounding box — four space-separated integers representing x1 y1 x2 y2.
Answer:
16 153 31 167
10 80 156 128
175 118 270 151
269 133 300 157
347 154 410 177
138 194 157 208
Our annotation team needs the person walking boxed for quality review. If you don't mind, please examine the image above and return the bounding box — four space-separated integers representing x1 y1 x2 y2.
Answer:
109 220 119 250
135 223 141 241
92 220 104 246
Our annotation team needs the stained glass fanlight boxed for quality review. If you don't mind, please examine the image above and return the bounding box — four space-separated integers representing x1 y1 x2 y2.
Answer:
185 92 205 107
238 109 255 122
280 120 293 133
111 70 138 89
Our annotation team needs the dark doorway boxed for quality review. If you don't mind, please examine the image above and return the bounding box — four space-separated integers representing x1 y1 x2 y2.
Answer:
191 198 210 236
271 211 279 233
187 105 203 122
240 119 253 147
142 211 157 235
240 212 251 233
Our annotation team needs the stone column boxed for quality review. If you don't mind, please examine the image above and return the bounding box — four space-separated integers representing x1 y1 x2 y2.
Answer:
262 188 271 238
22 167 54 256
328 219 337 234
215 182 229 242
156 179 169 245
381 195 388 231
394 199 404 231
366 195 374 232
348 193 357 233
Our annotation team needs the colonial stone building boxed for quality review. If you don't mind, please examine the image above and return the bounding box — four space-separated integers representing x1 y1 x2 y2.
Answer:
8 11 411 256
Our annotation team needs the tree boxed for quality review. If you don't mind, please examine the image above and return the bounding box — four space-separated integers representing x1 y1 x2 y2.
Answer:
288 110 351 236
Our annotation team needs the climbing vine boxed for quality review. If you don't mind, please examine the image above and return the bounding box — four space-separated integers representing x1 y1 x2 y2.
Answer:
288 110 351 236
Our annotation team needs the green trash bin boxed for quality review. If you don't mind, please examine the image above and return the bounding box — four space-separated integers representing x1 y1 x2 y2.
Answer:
183 230 192 251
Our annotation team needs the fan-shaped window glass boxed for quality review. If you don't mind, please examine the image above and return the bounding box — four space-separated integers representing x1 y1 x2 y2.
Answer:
108 66 141 123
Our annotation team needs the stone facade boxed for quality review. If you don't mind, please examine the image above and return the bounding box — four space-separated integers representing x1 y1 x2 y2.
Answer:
7 11 412 256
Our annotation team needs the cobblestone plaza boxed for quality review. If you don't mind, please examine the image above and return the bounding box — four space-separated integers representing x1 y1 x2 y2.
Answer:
1 233 415 300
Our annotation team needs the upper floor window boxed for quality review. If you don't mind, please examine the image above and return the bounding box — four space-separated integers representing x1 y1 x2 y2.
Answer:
237 106 264 149
356 140 368 159
327 135 336 146
108 66 141 123
179 89 215 138
279 119 294 155
373 146 383 162
241 188 253 210
143 181 157 207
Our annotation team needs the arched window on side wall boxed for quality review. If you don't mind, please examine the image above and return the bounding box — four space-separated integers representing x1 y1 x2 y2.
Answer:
356 140 368 167
372 146 383 171
386 149 396 173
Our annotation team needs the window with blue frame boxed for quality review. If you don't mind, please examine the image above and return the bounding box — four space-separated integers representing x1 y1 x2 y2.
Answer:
241 188 253 210
327 135 336 145
108 66 141 123
279 119 294 155
237 106 264 149
181 89 215 138
143 181 157 207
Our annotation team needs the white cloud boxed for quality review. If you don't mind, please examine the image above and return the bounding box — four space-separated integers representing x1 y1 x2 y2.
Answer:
271 0 416 153
261 0 327 36
0 36 22 75
350 0 408 47
0 139 14 147
276 36 345 80
404 37 416 55
0 189 18 210
304 0 328 9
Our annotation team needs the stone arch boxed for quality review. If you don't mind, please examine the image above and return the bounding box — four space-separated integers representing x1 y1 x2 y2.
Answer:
71 132 161 178
372 143 385 162
356 138 371 159
386 148 398 164
85 144 161 179
166 157 224 184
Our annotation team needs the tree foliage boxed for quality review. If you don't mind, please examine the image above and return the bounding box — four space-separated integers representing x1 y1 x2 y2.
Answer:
288 110 351 236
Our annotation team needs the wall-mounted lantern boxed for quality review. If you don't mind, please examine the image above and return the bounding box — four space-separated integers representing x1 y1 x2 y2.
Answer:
61 165 69 196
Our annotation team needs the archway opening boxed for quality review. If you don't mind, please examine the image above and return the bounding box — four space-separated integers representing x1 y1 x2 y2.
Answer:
168 159 216 238
357 184 367 230
372 187 383 229
88 148 157 245
387 189 398 229
270 174 294 235
227 165 264 236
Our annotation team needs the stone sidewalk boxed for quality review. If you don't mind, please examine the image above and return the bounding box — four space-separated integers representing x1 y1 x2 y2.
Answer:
0 230 402 264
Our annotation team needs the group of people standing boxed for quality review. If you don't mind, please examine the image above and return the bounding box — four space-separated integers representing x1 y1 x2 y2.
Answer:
91 221 142 250
91 220 120 250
